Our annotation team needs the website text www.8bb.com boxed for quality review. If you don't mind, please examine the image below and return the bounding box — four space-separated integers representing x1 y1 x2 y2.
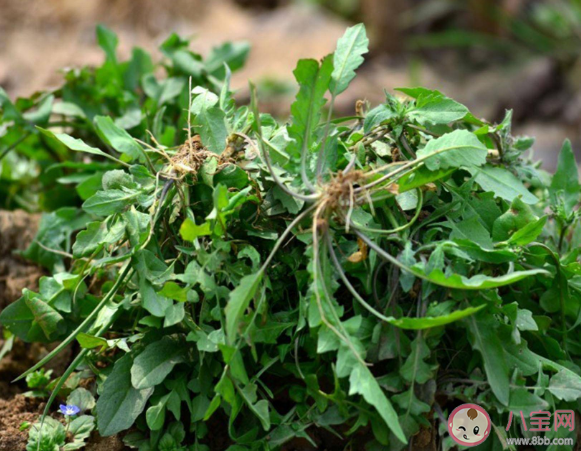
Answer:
506 436 574 446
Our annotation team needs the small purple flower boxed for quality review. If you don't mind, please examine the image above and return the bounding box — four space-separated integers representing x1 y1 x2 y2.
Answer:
59 404 80 416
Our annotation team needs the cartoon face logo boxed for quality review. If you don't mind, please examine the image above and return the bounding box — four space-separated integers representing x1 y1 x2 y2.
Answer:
448 403 491 447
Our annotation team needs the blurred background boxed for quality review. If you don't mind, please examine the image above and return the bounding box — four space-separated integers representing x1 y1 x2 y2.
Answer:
2 0 581 168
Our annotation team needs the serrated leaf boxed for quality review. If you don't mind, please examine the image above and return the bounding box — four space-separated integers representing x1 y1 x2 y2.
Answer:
400 335 436 384
417 267 547 290
390 305 485 329
287 56 333 164
550 139 580 211
330 23 369 96
349 362 406 444
466 314 510 405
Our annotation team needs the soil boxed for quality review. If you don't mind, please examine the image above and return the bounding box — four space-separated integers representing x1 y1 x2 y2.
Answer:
85 435 126 451
0 210 44 309
0 210 78 451
0 395 45 451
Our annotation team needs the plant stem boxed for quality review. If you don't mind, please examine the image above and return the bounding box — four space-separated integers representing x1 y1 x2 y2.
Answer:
0 132 32 162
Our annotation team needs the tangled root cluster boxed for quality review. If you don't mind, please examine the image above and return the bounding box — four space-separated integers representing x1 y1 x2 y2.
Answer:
170 136 218 177
320 170 365 211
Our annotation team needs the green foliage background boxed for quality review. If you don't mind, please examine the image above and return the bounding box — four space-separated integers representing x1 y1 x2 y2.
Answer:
1 24 581 451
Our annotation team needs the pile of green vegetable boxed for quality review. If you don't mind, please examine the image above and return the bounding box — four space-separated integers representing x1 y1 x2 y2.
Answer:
1 23 581 451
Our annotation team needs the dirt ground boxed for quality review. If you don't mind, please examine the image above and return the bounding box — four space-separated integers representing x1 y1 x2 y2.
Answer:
0 210 79 451
0 210 44 308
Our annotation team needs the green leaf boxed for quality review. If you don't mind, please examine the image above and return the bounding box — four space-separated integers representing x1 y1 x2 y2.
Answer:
349 362 406 444
468 165 538 204
536 354 581 397
27 417 65 450
163 303 185 328
96 355 154 436
130 337 186 389
508 389 549 416
0 86 22 121
398 165 455 192
72 220 125 258
205 41 250 78
139 279 172 317
416 267 547 290
95 116 143 162
0 292 51 343
466 314 510 405
146 394 169 431
190 87 219 114
96 25 118 63
390 305 485 329
82 189 141 216
330 23 369 96
507 215 547 246
363 104 397 134
548 370 581 402
225 272 263 343
76 333 108 350
67 388 96 413
493 197 538 242
416 130 487 171
287 56 333 163
159 282 189 303
68 415 95 444
392 389 430 416
194 107 228 154
124 207 150 248
550 139 580 211
23 94 54 124
24 297 64 339
447 216 493 249
180 218 211 241
397 87 469 125
133 250 171 285
39 129 112 161
400 335 436 384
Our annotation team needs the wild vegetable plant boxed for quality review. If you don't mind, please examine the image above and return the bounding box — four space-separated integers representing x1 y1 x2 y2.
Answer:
2 24 581 450
0 25 249 212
